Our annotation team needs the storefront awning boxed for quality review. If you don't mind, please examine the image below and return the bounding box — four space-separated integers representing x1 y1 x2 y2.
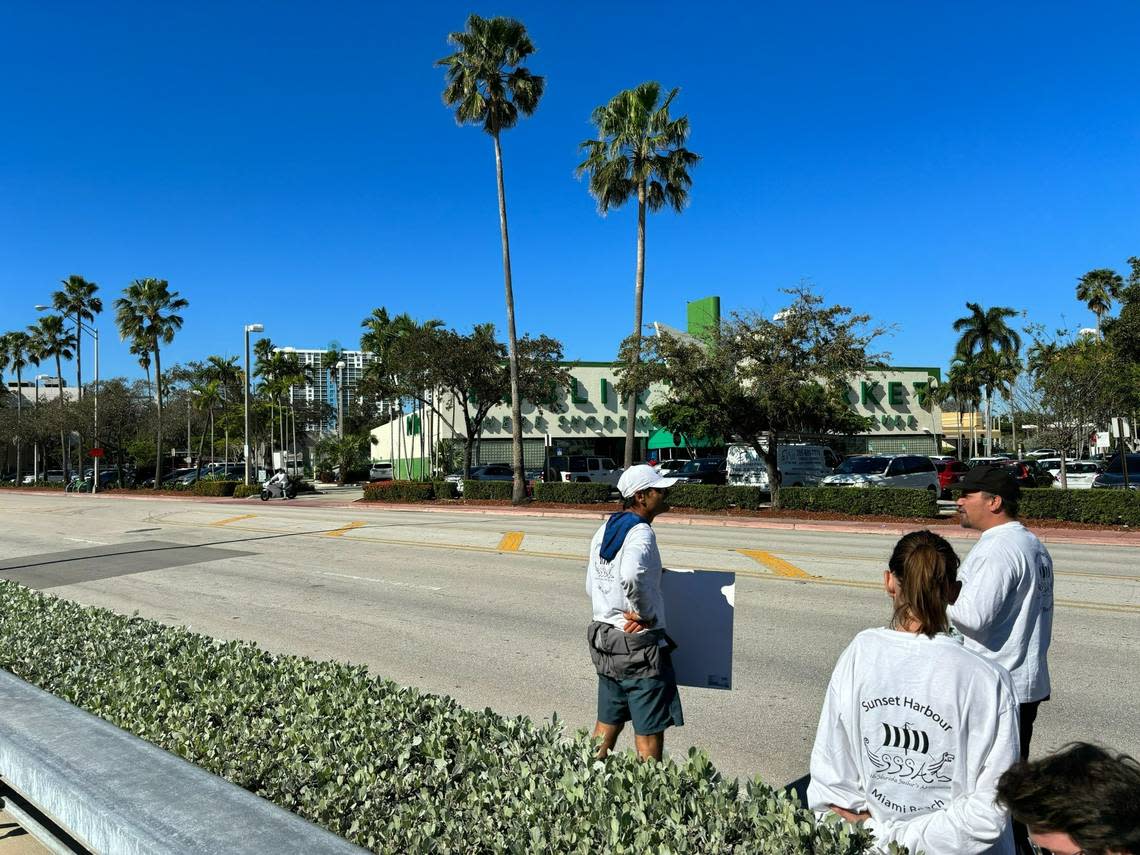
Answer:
646 427 720 450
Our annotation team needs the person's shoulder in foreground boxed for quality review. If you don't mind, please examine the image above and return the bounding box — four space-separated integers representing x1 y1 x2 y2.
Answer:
997 742 1140 855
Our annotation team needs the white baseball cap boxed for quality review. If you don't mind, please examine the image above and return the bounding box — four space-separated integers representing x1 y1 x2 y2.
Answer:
617 464 680 498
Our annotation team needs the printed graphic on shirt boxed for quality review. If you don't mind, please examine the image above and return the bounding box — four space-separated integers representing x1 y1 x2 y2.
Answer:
592 553 615 594
860 695 957 813
1036 553 1054 605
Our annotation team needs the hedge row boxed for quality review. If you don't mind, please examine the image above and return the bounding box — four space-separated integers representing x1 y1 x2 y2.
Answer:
362 481 436 502
0 481 65 489
668 485 768 511
780 486 939 518
193 479 239 497
233 484 261 499
1021 487 1140 526
463 480 513 500
533 482 613 503
0 581 878 854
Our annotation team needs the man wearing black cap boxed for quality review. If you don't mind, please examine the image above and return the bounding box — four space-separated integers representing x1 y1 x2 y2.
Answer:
950 463 1054 855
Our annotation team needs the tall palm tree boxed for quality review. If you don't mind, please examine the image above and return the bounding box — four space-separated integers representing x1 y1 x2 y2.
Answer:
27 315 76 481
320 344 345 437
129 337 153 396
438 13 545 504
203 355 240 462
952 302 1022 456
0 331 35 483
114 278 188 489
1075 268 1124 333
942 360 982 460
51 275 102 400
577 82 700 467
190 378 222 477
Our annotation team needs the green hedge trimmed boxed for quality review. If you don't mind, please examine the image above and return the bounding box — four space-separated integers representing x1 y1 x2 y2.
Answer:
362 480 435 502
192 480 239 497
0 581 879 854
463 480 512 500
780 486 939 518
1021 488 1140 525
0 481 65 490
232 484 261 499
668 485 769 511
432 480 459 499
533 482 614 503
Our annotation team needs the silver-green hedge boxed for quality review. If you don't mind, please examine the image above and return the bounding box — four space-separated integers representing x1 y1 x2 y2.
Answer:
0 581 894 854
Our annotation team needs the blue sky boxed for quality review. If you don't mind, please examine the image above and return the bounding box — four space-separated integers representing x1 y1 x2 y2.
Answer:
2 1 1138 382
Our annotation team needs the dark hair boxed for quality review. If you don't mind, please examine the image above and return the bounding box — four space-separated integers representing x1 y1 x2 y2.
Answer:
983 490 1020 519
996 743 1140 855
887 530 960 637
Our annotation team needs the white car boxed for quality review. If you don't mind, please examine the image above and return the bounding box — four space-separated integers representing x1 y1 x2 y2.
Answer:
368 462 394 481
820 454 940 492
1039 459 1102 489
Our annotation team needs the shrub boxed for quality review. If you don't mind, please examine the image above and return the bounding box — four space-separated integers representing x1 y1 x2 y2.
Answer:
1021 488 1140 526
362 481 435 502
192 480 239 497
463 480 512 500
780 486 938 518
232 484 261 499
0 580 881 854
667 485 769 511
533 481 613 504
432 480 459 500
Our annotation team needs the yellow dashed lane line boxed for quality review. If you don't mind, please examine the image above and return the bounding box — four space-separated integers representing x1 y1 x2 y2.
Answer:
737 548 813 579
497 531 525 552
212 514 257 526
325 521 367 537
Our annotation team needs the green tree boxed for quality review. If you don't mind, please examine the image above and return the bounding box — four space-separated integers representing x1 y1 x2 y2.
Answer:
622 288 883 508
27 315 76 481
577 82 699 468
0 331 35 482
942 358 983 458
1075 267 1124 333
50 275 102 400
952 302 1022 456
114 278 189 489
438 13 545 504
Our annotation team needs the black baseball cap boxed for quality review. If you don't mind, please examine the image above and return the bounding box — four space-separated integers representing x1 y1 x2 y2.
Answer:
954 463 1020 500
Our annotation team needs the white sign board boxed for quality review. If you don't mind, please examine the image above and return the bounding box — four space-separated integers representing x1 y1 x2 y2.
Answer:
662 569 735 690
1110 418 1133 439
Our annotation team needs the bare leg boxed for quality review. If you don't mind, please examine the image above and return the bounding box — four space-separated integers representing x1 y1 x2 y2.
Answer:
634 732 664 761
592 721 623 758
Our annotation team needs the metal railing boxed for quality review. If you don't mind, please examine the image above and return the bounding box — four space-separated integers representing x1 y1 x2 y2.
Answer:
0 670 367 854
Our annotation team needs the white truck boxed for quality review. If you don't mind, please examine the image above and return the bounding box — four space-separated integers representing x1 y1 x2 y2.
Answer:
726 443 838 488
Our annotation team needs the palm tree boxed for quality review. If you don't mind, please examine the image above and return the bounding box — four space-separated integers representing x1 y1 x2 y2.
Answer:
0 331 35 483
577 82 700 467
320 344 345 436
129 337 153 396
203 355 241 462
51 275 102 400
438 13 545 504
190 379 222 478
27 315 76 481
1075 268 1124 333
114 278 189 489
952 302 1022 456
942 360 982 460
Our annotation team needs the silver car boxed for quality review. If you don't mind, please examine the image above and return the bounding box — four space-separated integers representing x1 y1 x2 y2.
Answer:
821 454 940 492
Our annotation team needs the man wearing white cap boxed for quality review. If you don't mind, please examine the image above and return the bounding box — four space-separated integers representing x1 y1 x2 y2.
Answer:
585 463 682 761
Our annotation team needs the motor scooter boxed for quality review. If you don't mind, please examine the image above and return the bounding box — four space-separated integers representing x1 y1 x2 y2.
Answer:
260 478 297 501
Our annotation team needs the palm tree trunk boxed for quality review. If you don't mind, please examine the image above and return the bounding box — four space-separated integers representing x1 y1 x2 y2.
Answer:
74 313 83 402
956 409 963 460
491 132 527 504
984 386 992 456
210 410 215 466
153 345 164 489
624 183 647 469
1009 389 1018 456
15 365 23 484
56 355 68 483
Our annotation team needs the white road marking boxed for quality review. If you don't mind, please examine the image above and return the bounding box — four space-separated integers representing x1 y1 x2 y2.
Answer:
317 571 442 592
63 537 108 545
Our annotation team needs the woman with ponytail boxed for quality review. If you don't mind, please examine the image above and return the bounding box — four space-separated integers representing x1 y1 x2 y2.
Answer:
808 530 1021 854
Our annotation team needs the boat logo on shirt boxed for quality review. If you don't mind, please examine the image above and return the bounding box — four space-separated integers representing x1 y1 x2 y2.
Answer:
864 732 955 786
882 722 928 754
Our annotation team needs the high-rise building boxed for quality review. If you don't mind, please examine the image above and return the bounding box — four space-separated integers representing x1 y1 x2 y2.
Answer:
277 348 391 433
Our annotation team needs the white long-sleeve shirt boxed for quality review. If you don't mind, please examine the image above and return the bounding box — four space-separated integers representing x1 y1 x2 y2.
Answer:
808 628 1020 855
585 520 667 631
949 521 1053 703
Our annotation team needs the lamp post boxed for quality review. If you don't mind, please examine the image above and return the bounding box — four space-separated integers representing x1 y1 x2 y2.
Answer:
36 306 100 491
243 323 264 485
336 360 346 439
34 374 50 481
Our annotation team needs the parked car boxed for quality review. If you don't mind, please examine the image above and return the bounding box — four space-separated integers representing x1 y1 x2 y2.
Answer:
674 457 727 486
820 454 940 492
1091 454 1140 489
139 468 195 489
1046 460 1102 489
368 462 394 481
966 455 1013 467
934 459 971 497
996 459 1055 488
726 443 837 488
43 470 66 484
549 455 621 486
444 463 515 495
1025 447 1059 459
655 459 690 474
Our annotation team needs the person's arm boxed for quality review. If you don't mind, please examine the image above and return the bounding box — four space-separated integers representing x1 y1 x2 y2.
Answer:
807 659 868 816
617 526 659 629
948 546 1018 639
866 694 1020 854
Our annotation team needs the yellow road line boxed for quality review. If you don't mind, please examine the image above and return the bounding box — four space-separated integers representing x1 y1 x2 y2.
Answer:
737 549 813 579
326 521 366 538
212 514 257 526
497 531 525 552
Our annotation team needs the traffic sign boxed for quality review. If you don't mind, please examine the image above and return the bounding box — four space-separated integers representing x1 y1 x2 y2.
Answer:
89 447 104 458
1110 418 1132 439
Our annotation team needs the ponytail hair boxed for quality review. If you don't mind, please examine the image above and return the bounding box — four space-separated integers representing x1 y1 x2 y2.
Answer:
888 530 960 638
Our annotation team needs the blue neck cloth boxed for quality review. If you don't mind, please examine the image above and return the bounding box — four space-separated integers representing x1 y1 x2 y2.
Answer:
600 511 647 562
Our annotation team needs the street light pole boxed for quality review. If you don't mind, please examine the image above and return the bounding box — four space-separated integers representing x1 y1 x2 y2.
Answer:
243 323 264 486
34 374 49 482
336 360 346 439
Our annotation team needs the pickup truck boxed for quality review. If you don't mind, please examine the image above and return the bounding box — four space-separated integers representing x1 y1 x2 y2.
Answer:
550 455 621 486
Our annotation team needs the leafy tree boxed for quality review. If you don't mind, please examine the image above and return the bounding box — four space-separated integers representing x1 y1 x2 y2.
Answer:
314 433 372 487
0 331 35 482
50 275 102 400
952 302 1022 456
621 288 883 508
1104 256 1140 365
27 315 76 481
577 82 699 468
1075 267 1124 333
114 278 188 488
438 13 545 503
941 359 984 458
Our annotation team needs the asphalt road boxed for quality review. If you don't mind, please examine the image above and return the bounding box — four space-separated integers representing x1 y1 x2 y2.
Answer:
1 492 1137 788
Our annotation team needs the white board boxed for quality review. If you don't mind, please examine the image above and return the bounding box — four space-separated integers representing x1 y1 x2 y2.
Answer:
662 569 735 690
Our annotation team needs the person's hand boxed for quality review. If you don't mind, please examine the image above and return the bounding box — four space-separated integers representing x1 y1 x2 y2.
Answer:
622 611 649 633
829 805 871 824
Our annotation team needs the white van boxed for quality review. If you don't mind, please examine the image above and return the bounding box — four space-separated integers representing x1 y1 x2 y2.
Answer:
726 443 837 488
